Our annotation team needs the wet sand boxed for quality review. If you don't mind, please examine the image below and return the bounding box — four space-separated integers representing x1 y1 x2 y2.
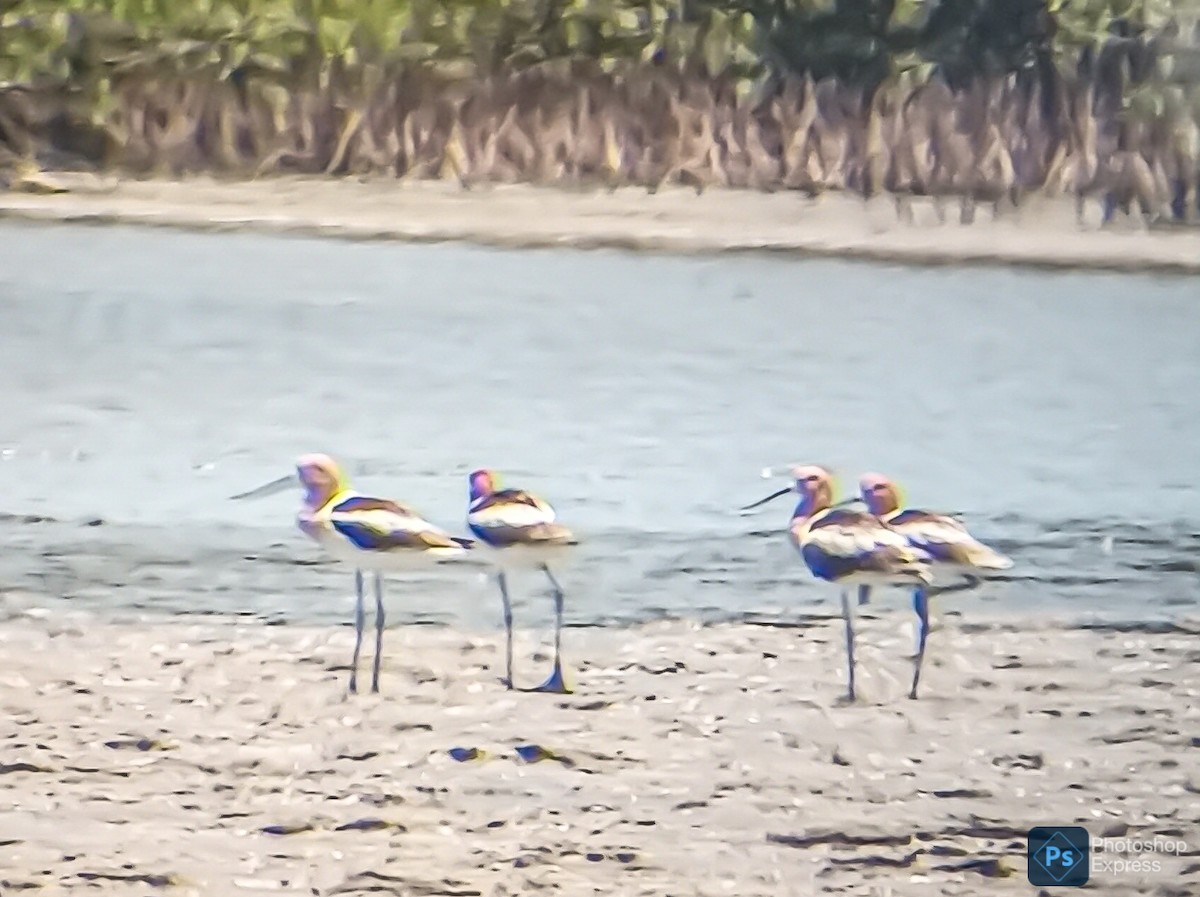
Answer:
2 174 1200 273
1 605 1196 896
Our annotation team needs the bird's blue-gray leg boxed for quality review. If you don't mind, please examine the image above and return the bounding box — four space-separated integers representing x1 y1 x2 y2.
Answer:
857 585 871 606
371 572 385 694
928 573 982 599
348 569 365 695
497 571 514 690
840 590 857 703
532 564 571 694
909 586 930 700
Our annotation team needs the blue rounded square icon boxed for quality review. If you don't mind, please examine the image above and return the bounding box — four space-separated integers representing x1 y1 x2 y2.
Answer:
1028 826 1090 887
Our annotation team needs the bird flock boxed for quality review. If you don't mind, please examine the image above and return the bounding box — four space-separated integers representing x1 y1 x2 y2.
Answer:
739 465 1012 703
232 455 577 696
233 455 1011 705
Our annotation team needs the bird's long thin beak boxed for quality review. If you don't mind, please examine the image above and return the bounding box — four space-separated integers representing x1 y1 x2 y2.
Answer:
229 473 294 501
738 486 794 515
760 466 794 479
739 492 862 517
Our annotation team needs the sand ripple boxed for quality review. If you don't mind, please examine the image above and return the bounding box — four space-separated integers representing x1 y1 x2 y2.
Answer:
0 612 1196 895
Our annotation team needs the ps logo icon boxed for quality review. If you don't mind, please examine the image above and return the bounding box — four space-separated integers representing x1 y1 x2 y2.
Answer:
1028 826 1090 887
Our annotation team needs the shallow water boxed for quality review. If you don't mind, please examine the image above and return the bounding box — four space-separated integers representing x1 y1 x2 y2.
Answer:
1 222 1197 628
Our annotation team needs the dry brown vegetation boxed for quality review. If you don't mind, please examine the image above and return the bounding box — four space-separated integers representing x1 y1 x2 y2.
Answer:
2 46 1199 226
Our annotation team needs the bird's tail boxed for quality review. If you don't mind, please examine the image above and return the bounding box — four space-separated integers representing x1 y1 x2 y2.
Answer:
451 536 476 550
964 542 1013 570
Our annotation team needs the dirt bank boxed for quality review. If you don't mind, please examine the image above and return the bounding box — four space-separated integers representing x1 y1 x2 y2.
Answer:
2 173 1199 273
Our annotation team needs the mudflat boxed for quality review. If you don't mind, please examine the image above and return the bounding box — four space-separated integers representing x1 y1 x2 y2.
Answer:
0 606 1195 896
2 174 1199 273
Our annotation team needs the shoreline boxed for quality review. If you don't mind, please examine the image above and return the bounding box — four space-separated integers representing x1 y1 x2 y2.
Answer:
3 173 1200 274
6 593 1200 636
0 613 1194 895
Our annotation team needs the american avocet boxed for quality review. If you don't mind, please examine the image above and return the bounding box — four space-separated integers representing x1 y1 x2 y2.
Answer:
740 464 932 703
466 469 578 694
231 453 473 694
858 472 1013 698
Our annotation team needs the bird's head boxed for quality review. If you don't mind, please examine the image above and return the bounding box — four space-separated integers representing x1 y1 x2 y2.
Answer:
859 472 902 516
469 468 498 502
296 453 345 509
790 464 837 511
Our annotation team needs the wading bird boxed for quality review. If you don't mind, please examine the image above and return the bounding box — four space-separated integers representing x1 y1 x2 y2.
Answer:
231 454 473 694
740 464 932 703
857 472 1013 698
466 469 578 694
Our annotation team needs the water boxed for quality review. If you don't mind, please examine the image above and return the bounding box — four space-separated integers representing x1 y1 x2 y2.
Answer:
0 221 1197 629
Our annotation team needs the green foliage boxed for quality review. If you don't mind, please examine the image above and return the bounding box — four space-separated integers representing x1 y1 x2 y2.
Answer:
0 0 1198 97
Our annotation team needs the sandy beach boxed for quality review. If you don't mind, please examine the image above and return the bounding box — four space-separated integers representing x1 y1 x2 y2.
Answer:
0 604 1196 896
2 174 1199 274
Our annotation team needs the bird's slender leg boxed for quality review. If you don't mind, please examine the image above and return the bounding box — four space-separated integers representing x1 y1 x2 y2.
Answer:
857 585 871 606
927 573 982 599
349 569 365 695
909 586 930 700
921 573 981 639
371 572 385 694
497 570 514 690
840 589 857 703
531 564 571 694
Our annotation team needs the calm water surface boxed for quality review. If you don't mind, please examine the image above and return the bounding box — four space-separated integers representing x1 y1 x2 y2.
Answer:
0 222 1196 628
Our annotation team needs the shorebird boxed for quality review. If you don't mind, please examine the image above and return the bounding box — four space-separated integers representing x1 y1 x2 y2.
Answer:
857 472 1013 698
740 464 932 703
231 454 473 694
466 468 578 694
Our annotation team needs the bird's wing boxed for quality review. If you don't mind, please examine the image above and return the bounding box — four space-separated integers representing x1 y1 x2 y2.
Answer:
477 489 553 513
330 495 465 551
888 508 979 556
884 507 991 565
797 507 930 582
467 489 575 547
808 507 923 552
887 508 969 533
